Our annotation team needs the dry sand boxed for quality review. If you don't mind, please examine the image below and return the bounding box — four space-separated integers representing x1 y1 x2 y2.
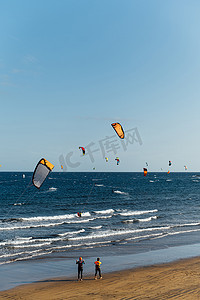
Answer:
1 257 200 300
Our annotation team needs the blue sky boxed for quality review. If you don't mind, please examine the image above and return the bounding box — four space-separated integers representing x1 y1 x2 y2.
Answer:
1 0 200 172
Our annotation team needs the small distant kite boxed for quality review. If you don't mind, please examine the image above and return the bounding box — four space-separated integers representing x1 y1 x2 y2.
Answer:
167 170 170 174
79 147 85 155
146 162 148 167
105 157 108 162
143 168 147 176
115 157 120 165
184 165 187 170
61 165 63 170
111 123 125 139
32 158 54 189
169 161 172 166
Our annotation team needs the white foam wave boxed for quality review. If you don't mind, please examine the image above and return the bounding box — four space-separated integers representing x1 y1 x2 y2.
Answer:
113 190 128 195
94 209 114 214
22 213 75 222
138 216 157 222
119 209 158 216
96 215 112 219
80 212 91 217
58 229 85 236
95 184 104 187
89 226 102 229
0 237 32 246
13 242 52 248
173 222 200 228
0 221 65 231
48 187 57 191
69 226 170 241
125 232 163 242
65 218 95 224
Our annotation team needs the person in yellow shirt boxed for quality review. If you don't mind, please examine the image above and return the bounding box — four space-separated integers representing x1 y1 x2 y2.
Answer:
94 257 102 279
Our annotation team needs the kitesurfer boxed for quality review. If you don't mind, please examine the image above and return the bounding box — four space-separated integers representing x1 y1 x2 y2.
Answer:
94 257 102 279
76 257 85 281
77 212 82 217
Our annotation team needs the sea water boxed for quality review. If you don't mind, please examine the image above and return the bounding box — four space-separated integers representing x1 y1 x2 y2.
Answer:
1 172 200 266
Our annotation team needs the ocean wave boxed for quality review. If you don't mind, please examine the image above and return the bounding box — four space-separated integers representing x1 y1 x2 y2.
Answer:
89 226 102 229
118 209 158 216
0 237 32 246
0 221 66 231
172 222 200 228
58 229 85 236
121 219 137 224
122 216 157 223
113 190 128 195
94 209 114 214
65 218 95 224
81 212 91 217
96 215 112 219
12 242 52 249
138 216 157 222
48 187 57 191
21 213 77 222
125 232 164 242
95 184 104 187
0 229 86 248
69 226 170 241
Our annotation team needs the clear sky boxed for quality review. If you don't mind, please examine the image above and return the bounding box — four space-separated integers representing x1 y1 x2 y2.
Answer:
1 0 200 172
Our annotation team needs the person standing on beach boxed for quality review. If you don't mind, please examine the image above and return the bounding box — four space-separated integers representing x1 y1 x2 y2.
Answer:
94 257 102 279
76 257 85 281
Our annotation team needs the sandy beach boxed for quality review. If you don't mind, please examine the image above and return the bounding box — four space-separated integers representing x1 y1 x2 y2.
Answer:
1 256 200 300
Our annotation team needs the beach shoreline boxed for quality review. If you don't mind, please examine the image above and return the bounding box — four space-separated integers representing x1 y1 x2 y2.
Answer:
1 256 200 299
1 240 200 292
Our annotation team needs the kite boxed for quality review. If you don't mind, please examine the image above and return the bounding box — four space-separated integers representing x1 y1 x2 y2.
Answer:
32 158 54 189
146 162 148 167
115 157 120 165
105 157 108 162
111 123 125 139
167 170 170 174
79 147 85 155
184 165 187 170
169 161 172 166
61 165 63 170
143 168 147 176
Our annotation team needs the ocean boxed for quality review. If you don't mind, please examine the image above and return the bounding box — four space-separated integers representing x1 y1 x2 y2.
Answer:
1 171 200 267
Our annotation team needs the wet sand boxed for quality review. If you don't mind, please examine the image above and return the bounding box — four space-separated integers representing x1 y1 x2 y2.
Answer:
1 257 200 299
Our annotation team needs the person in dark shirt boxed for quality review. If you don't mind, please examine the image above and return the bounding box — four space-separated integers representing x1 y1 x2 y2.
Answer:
76 257 85 281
